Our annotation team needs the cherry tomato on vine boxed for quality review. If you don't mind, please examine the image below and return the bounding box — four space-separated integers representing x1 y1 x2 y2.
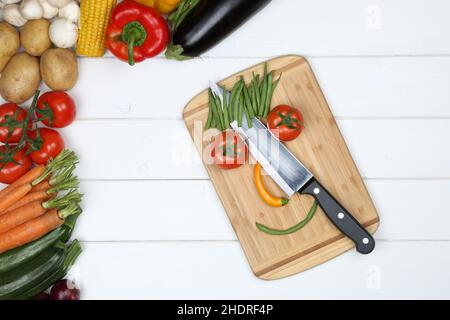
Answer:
36 91 77 128
211 130 248 170
267 105 304 142
0 146 32 184
0 103 32 144
28 128 65 165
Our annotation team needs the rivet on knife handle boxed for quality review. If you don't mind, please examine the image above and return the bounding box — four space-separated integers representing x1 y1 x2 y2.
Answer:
301 178 375 254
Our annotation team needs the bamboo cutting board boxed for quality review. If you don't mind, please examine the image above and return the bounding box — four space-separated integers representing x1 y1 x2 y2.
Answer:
183 56 379 280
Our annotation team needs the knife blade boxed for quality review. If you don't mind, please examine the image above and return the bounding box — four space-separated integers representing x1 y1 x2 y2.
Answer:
227 103 375 254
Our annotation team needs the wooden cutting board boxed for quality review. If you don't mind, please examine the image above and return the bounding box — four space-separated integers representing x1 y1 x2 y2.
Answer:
183 55 379 280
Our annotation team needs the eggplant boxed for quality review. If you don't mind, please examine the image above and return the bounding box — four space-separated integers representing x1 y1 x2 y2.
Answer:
167 0 272 59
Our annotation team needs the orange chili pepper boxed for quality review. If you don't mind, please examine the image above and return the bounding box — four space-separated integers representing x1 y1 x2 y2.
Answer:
254 163 289 207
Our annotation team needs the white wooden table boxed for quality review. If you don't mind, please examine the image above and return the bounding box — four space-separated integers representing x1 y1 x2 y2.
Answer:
10 0 450 299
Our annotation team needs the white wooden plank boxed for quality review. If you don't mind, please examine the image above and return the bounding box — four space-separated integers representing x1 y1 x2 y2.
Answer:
61 119 450 180
74 180 233 241
73 57 262 119
72 57 450 120
178 0 450 57
76 241 450 299
97 0 450 58
73 179 450 241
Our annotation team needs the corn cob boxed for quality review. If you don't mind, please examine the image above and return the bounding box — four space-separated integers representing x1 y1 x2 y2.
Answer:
77 0 117 57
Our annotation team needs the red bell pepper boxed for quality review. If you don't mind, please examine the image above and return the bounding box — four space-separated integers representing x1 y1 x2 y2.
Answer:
105 0 170 66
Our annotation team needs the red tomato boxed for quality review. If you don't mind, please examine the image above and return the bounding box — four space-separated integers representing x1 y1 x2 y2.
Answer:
0 103 32 143
36 91 77 128
267 105 304 142
0 146 32 184
211 130 248 170
28 128 65 165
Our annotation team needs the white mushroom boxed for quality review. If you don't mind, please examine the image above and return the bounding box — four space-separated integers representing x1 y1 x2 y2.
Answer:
47 0 71 8
58 0 78 24
3 4 27 27
39 0 58 19
49 17 78 48
20 0 43 20
1 0 21 4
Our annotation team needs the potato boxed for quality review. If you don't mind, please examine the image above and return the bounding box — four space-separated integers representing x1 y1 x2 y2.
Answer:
21 19 52 57
0 22 20 72
0 53 41 104
40 48 78 91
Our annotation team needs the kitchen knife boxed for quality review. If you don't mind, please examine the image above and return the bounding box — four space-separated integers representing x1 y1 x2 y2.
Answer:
229 114 375 255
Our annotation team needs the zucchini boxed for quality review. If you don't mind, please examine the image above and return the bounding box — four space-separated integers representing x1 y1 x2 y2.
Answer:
18 240 82 300
0 246 65 300
0 240 82 300
0 212 80 274
0 228 65 274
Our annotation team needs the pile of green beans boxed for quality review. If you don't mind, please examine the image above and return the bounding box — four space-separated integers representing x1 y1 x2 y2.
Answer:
205 64 281 131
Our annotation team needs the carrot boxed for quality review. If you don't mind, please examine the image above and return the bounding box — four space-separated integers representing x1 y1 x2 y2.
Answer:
0 184 33 214
0 166 45 199
0 204 81 254
30 180 51 193
0 210 63 254
0 150 79 199
0 190 82 235
0 174 79 215
3 191 52 214
0 201 47 234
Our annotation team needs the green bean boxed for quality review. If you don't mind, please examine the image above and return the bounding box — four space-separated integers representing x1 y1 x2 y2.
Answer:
266 74 282 118
208 90 219 130
250 80 258 114
234 80 245 122
230 81 244 123
221 90 230 129
210 114 216 129
207 90 217 130
263 72 273 117
248 84 256 115
256 201 318 236
255 74 261 85
242 94 253 128
259 73 269 117
209 90 224 130
272 74 282 93
205 101 213 130
214 96 226 129
242 82 255 119
237 94 244 127
251 74 261 115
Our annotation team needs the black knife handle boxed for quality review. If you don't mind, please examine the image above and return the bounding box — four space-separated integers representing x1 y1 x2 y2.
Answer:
301 178 375 254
